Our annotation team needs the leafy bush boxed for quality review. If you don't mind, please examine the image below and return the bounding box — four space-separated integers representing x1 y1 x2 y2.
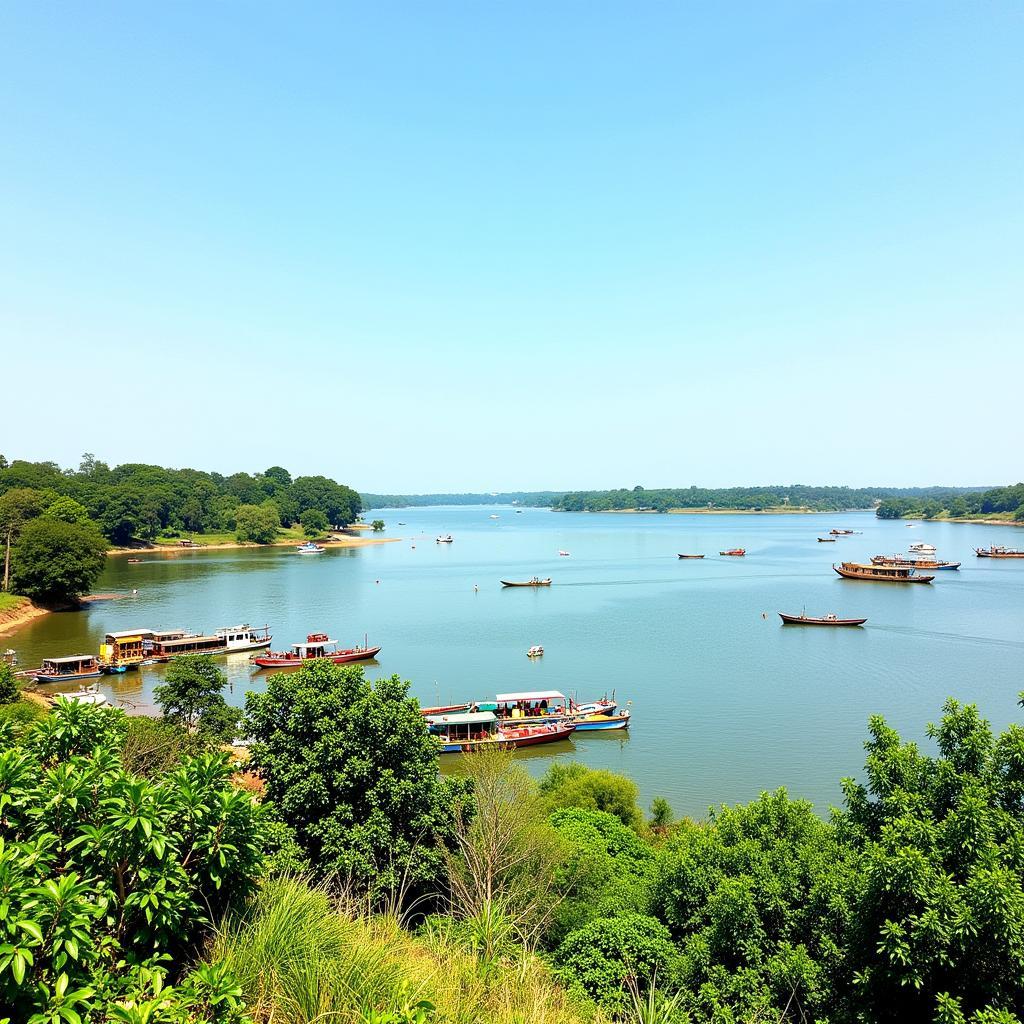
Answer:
540 763 643 829
154 654 241 742
10 516 107 605
0 661 19 704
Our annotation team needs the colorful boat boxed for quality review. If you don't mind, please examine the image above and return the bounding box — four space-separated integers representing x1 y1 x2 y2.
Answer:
527 645 544 657
779 612 867 626
571 710 631 731
425 711 575 752
720 548 746 557
33 654 103 684
251 633 380 668
834 562 934 583
677 553 705 559
870 555 960 570
976 546 1024 558
501 577 552 587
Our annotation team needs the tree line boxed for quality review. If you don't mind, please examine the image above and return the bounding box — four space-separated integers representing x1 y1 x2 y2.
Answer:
2 654 1022 1023
876 481 1024 521
362 490 564 508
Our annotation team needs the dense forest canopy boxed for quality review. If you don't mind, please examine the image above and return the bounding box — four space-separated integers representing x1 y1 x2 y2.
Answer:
877 482 1024 521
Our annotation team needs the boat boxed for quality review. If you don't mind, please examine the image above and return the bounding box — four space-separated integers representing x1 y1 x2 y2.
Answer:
909 542 936 553
494 689 570 721
975 545 1024 558
99 628 159 670
251 633 381 668
871 555 960 570
516 510 523 513
833 562 934 583
719 548 745 557
216 624 273 653
779 611 867 626
830 529 855 536
559 550 570 556
2 649 16 667
571 709 631 731
296 542 326 554
33 654 103 684
817 537 837 543
419 702 472 716
60 683 109 706
527 645 544 657
436 535 454 543
500 577 552 587
127 557 141 564
426 711 575 753
489 514 500 519
677 553 705 559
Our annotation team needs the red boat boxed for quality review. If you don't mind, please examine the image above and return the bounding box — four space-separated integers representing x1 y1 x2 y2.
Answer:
251 633 380 669
720 548 746 556
425 711 575 752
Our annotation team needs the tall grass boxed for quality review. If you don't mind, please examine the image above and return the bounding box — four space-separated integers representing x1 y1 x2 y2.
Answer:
212 877 608 1024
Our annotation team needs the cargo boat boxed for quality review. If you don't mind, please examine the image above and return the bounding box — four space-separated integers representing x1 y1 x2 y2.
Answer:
834 562 934 583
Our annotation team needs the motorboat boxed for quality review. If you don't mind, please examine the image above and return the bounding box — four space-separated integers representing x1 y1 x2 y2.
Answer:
296 542 326 554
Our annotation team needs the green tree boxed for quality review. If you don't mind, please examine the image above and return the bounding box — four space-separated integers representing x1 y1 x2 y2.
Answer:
42 494 91 524
290 476 361 527
299 507 329 537
540 762 643 829
244 661 471 902
0 662 19 705
371 519 386 532
234 502 281 544
0 486 51 590
11 517 108 605
154 654 241 742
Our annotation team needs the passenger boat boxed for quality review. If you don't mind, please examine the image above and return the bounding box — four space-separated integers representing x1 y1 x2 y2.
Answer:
779 612 867 626
33 654 103 683
527 645 544 657
976 545 1024 558
494 689 569 720
251 633 381 668
817 537 836 543
99 628 159 670
296 542 325 554
436 535 454 543
719 548 745 557
216 624 273 653
60 683 109 706
834 561 934 583
426 711 575 753
870 554 960 570
830 529 855 536
677 553 705 559
500 577 552 587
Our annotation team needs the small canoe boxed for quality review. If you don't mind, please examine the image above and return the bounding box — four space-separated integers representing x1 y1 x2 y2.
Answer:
501 579 552 587
720 548 746 557
779 612 866 626
817 537 837 542
677 554 705 559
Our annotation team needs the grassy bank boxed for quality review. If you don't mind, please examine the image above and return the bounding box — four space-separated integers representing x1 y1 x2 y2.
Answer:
109 529 400 554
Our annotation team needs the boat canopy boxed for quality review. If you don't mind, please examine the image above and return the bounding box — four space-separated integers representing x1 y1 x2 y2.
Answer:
42 654 95 666
157 635 221 649
426 711 496 726
495 690 566 703
291 639 337 651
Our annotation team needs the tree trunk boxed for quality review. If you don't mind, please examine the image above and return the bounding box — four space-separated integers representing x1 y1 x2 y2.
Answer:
2 526 10 591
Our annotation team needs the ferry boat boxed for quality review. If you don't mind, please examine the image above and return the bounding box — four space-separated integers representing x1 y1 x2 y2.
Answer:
871 554 960 570
500 577 552 587
425 711 575 752
720 548 745 557
436 535 454 543
296 542 326 554
251 633 381 668
976 545 1024 558
779 611 867 626
216 624 273 653
99 628 159 671
834 562 934 583
33 654 103 683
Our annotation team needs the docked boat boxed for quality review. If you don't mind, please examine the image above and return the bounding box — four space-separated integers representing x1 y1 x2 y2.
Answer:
871 554 960 570
527 645 544 657
677 553 705 559
817 537 837 543
834 561 934 583
572 709 631 730
99 628 160 671
296 542 326 554
976 545 1024 558
426 711 575 753
216 624 273 653
60 683 109 706
779 612 867 626
33 654 103 684
419 702 472 716
720 548 746 557
436 535 454 543
251 633 381 668
500 577 552 587
2 649 17 667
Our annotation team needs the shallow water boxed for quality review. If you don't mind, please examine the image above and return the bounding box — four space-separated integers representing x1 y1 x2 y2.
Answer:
9 508 1024 818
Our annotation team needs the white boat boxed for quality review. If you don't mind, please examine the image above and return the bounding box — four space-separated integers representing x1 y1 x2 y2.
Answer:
489 514 500 519
436 535 454 543
62 684 109 707
215 624 273 653
909 542 936 553
527 645 544 657
296 542 325 554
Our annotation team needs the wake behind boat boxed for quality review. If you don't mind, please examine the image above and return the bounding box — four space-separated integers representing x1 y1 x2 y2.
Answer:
251 632 380 668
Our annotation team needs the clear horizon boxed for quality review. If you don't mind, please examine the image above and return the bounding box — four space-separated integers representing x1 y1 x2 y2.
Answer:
2 3 1021 491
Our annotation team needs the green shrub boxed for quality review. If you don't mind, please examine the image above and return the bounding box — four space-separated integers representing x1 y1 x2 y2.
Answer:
540 763 643 829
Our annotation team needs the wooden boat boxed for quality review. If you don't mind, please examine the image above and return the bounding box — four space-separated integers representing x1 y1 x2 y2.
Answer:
834 562 934 583
817 537 837 542
426 711 575 752
677 553 705 559
251 633 381 668
830 529 855 536
976 546 1024 558
527 645 544 657
419 702 472 716
572 710 631 730
779 612 867 626
34 654 103 684
871 555 960 570
501 577 552 587
719 548 745 557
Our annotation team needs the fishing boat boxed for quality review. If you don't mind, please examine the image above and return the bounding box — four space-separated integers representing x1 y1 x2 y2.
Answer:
500 577 552 587
426 711 575 752
817 537 837 542
975 545 1024 558
296 541 326 554
572 709 631 731
830 529 855 536
527 645 544 657
677 553 705 559
251 633 381 668
436 534 454 543
60 683 109 706
871 554 960 570
33 654 103 684
719 548 745 557
779 611 867 626
834 562 934 583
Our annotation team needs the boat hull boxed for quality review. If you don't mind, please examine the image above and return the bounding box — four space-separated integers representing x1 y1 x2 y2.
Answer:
571 713 630 730
677 554 705 559
834 564 933 583
779 613 866 626
438 723 575 753
34 669 103 684
252 645 382 668
500 580 552 587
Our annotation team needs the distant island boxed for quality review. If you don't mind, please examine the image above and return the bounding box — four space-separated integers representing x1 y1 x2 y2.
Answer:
875 483 1024 523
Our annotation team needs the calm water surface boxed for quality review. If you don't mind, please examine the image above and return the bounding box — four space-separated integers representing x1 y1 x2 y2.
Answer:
9 508 1024 818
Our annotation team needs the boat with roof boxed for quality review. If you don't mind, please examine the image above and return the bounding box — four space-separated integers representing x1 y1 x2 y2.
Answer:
296 541 326 554
33 654 103 684
425 710 575 752
500 577 552 587
491 689 631 731
976 545 1024 558
251 632 380 668
834 561 934 583
871 554 960 570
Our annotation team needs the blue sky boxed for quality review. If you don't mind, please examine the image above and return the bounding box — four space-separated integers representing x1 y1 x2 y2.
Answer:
1 3 1020 492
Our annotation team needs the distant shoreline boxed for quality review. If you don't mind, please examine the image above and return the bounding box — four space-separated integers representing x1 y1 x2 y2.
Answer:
559 507 868 516
108 534 400 555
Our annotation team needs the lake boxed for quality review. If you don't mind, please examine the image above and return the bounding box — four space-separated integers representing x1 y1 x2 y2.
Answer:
8 508 1024 819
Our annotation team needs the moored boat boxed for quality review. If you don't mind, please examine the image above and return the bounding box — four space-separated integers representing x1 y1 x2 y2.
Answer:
216 624 273 653
33 654 103 684
571 710 631 731
834 561 934 583
500 577 552 587
251 633 380 668
419 702 472 716
779 611 867 626
677 553 705 559
975 545 1024 558
720 548 745 556
426 711 575 752
296 541 326 554
870 554 960 570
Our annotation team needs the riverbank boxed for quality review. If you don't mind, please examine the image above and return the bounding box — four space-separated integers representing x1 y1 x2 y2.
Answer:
109 533 400 555
0 595 48 637
560 506 850 515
